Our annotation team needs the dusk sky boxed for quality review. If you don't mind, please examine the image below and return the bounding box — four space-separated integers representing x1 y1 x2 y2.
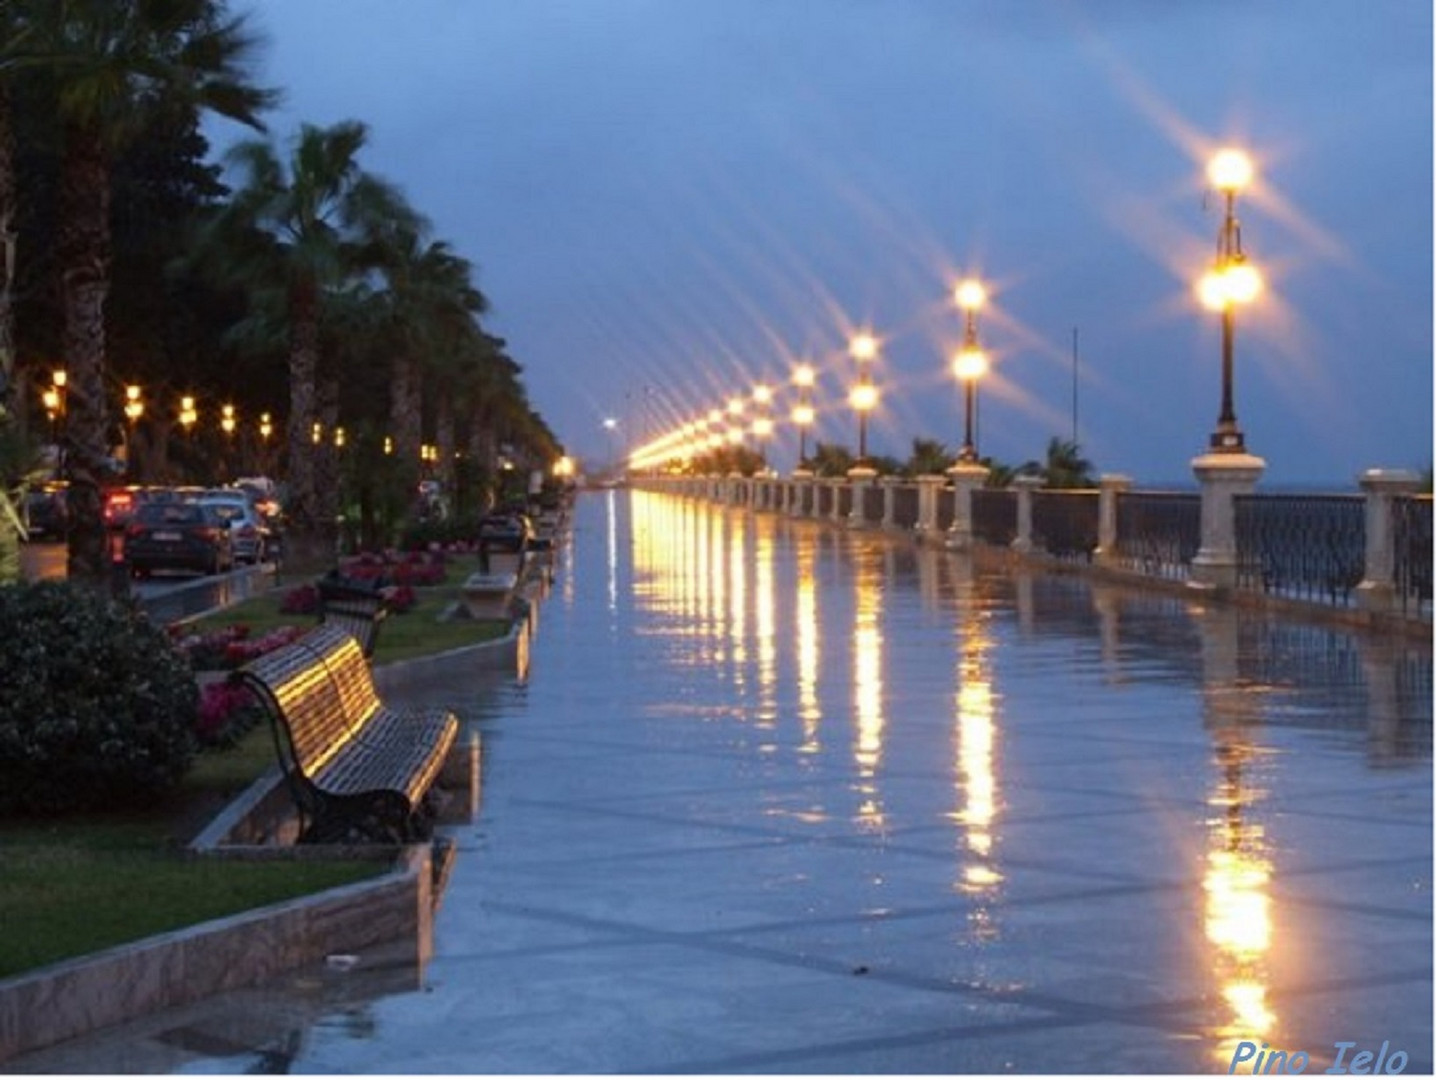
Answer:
221 0 1432 484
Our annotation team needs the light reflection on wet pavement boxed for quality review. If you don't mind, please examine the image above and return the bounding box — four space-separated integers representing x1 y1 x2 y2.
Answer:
16 489 1433 1074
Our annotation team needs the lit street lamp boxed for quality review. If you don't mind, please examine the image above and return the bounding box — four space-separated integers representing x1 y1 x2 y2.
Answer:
952 278 988 463
1198 148 1262 453
791 362 816 467
848 332 880 464
603 416 618 465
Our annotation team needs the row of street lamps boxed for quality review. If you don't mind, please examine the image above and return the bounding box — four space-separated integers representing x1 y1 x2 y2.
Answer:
626 148 1260 475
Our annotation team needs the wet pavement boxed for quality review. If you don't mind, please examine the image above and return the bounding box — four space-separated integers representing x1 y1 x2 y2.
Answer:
10 489 1432 1074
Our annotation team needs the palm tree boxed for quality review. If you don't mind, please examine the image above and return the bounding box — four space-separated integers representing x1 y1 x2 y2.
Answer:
1042 436 1096 488
376 228 486 482
904 437 953 477
204 120 422 563
4 0 274 584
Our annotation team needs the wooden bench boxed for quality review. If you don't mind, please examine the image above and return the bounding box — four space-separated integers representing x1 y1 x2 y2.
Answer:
234 623 458 843
316 574 388 657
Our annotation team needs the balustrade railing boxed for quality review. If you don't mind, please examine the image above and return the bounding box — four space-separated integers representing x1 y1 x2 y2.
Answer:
1393 494 1433 617
1235 494 1365 607
1114 492 1200 579
936 487 955 531
1032 490 1099 561
972 488 1016 545
892 485 919 528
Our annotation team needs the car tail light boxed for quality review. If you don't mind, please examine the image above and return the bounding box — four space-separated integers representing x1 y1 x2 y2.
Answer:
196 527 223 542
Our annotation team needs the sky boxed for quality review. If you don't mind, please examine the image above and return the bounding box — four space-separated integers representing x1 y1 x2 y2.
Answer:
216 0 1433 485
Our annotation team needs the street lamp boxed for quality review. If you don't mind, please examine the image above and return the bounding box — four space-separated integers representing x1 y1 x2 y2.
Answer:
603 416 618 465
953 278 988 463
791 363 816 467
751 383 774 470
220 403 236 437
848 332 880 464
1198 148 1261 453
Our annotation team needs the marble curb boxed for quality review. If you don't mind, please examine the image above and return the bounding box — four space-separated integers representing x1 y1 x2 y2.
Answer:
0 843 444 1064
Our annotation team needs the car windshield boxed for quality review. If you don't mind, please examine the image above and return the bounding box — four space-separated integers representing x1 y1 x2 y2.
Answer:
137 503 207 526
201 502 247 523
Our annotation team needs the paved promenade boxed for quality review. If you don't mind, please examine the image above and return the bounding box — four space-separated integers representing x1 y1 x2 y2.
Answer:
14 489 1432 1074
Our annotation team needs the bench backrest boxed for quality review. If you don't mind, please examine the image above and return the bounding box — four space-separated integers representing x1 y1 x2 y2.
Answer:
295 623 384 729
237 633 362 778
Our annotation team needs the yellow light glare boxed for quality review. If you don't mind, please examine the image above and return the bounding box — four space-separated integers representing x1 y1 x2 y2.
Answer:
952 347 988 381
849 383 879 411
727 427 744 445
791 403 815 426
954 279 987 311
727 397 745 416
752 417 774 437
1224 263 1262 304
1208 148 1254 192
849 333 879 362
1198 270 1230 311
793 363 815 387
707 409 723 425
753 384 773 405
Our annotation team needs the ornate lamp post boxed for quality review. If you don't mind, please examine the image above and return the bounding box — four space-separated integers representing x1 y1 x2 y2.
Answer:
603 416 618 467
751 383 774 471
952 279 988 463
1198 148 1261 453
791 363 816 468
122 384 144 480
848 332 879 465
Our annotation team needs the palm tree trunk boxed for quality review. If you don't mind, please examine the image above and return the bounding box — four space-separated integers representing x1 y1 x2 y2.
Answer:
314 376 341 553
390 352 422 469
0 81 16 417
285 281 324 564
435 395 456 503
59 123 112 586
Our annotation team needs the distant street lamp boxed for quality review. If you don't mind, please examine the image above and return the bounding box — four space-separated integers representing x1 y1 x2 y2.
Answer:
1198 148 1262 453
603 416 618 465
848 333 880 464
791 363 816 467
751 383 774 470
952 279 988 463
122 384 144 480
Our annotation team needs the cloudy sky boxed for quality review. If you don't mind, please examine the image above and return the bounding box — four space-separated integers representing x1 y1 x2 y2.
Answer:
221 0 1431 484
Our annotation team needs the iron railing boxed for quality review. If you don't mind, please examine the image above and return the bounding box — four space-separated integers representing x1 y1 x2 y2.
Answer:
1393 495 1433 617
936 488 954 531
972 488 1016 545
1236 494 1364 607
862 485 883 523
1114 491 1200 579
892 484 919 528
1032 490 1099 561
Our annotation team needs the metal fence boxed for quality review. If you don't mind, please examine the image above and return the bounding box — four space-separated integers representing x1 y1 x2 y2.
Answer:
1235 494 1365 607
1393 494 1433 617
1032 490 1099 561
972 488 1016 545
892 484 919 528
1114 491 1200 579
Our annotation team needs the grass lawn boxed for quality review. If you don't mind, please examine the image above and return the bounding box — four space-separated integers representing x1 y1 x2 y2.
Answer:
190 554 514 664
0 554 522 979
0 725 388 979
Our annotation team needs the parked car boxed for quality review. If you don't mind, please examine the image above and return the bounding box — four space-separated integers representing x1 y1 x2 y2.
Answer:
199 489 267 564
124 501 234 577
22 483 69 540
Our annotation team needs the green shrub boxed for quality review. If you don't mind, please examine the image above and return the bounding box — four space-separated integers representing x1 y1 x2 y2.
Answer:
0 582 198 816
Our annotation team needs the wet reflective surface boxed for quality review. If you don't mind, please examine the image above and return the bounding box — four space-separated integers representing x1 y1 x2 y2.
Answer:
15 490 1433 1074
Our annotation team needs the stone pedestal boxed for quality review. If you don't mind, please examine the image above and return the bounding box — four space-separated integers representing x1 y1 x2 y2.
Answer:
1190 451 1266 590
1354 468 1423 612
1092 474 1133 568
847 466 877 528
945 462 990 550
878 477 901 528
790 470 814 517
914 474 946 544
1010 474 1044 554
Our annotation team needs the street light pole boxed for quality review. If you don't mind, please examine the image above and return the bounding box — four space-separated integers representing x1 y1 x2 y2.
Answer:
848 333 879 465
953 279 988 463
1199 148 1261 453
791 363 815 468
